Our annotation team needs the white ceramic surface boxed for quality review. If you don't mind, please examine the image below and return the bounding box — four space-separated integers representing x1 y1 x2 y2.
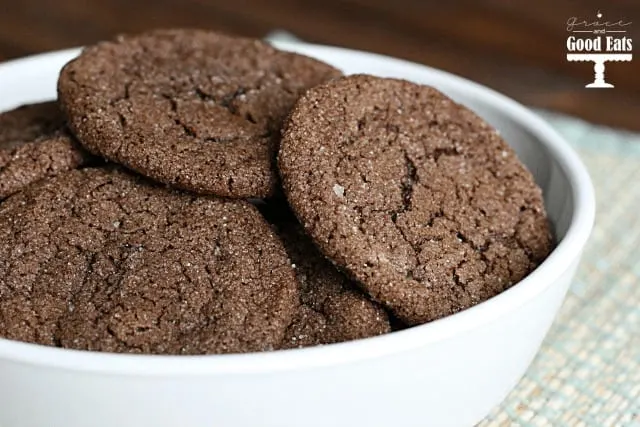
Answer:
0 41 595 427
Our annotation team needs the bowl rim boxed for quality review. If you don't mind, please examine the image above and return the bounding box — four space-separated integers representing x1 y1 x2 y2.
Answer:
0 42 595 375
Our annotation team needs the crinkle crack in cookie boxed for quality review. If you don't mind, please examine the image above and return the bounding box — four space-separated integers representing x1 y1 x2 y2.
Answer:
0 168 298 354
259 203 390 349
58 29 341 198
279 75 553 325
0 101 92 200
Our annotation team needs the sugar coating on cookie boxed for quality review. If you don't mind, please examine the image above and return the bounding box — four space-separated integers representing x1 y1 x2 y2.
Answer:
259 203 390 349
58 29 341 198
0 168 298 354
279 74 552 325
0 101 91 199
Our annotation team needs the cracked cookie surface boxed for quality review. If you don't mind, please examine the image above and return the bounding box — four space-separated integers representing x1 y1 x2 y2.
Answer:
0 167 298 354
259 203 390 349
58 29 341 198
0 101 92 200
278 74 553 325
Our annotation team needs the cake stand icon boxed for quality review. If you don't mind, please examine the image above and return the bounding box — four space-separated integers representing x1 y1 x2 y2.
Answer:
566 53 633 88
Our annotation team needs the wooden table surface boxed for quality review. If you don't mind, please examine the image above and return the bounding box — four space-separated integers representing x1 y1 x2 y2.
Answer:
1 0 638 131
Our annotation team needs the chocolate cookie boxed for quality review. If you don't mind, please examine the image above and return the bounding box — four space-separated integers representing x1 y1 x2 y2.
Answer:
58 29 341 198
0 101 91 199
0 167 298 354
259 203 390 349
278 74 553 325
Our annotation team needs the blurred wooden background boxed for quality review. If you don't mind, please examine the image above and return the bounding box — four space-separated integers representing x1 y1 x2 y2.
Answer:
0 0 638 130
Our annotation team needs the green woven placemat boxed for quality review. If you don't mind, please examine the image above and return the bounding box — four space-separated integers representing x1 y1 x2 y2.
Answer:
478 112 640 427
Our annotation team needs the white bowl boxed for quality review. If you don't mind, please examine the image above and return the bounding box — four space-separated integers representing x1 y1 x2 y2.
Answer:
0 41 595 427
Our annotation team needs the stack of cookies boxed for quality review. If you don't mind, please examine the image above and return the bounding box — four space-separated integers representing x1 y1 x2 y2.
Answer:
0 29 552 355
